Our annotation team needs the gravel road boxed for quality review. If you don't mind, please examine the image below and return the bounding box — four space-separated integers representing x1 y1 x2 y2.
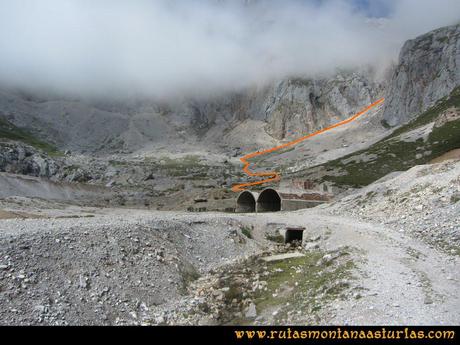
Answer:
0 204 458 325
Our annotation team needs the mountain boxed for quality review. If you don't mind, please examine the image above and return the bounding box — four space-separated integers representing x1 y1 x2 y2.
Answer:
1 24 459 211
0 69 383 155
291 24 460 190
383 24 460 126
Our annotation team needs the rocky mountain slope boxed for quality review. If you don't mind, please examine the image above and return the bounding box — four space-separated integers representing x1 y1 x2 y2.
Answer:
0 60 385 210
291 86 460 189
0 25 458 206
276 24 460 192
383 24 460 126
0 69 384 156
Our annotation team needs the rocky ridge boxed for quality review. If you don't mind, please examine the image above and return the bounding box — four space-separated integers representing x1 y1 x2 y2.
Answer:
0 69 383 155
383 24 460 126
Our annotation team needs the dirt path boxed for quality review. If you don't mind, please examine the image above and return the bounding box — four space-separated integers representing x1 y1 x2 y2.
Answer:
256 210 460 324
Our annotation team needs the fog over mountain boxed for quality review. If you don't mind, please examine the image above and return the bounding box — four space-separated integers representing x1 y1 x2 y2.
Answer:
0 0 459 99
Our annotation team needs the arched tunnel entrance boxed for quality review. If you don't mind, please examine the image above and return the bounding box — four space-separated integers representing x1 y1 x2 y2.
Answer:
236 191 257 213
257 188 281 212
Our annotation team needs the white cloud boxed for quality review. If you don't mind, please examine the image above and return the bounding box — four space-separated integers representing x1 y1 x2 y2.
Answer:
0 0 458 100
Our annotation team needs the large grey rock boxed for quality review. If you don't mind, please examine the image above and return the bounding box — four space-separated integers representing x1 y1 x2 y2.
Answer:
245 302 257 318
263 73 382 139
0 141 60 178
383 24 460 126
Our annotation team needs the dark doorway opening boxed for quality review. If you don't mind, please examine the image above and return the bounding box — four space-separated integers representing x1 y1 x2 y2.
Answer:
257 189 281 212
285 227 305 244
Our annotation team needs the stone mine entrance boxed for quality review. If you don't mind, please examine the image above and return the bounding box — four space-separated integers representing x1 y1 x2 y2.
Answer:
257 188 281 212
236 191 257 213
284 227 305 244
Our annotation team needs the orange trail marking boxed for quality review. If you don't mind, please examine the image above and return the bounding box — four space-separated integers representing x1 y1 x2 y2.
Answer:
231 98 385 192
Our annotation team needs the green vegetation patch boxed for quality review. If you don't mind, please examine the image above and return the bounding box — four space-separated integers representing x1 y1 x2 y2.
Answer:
437 36 449 44
0 117 60 155
241 226 253 239
451 194 460 204
389 87 460 138
252 250 355 323
195 248 356 325
158 155 207 176
380 119 392 129
295 87 460 188
265 233 285 243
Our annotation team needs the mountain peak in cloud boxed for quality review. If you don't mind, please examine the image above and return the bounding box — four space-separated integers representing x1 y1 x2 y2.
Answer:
0 0 459 100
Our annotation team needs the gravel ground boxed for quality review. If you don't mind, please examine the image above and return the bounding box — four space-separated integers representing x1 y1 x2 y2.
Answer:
0 161 458 325
326 160 460 254
244 210 460 325
0 211 261 325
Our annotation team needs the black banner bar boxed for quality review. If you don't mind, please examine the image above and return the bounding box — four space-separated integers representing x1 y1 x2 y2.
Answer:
0 325 458 344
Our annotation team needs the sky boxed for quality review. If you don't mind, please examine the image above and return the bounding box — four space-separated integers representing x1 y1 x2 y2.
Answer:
346 0 392 17
0 0 459 100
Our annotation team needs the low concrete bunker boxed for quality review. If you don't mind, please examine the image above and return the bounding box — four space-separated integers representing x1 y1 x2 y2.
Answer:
236 191 259 213
268 225 306 245
284 226 305 244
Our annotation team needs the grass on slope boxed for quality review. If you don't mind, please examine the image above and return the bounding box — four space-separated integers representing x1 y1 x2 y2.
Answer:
0 117 60 155
251 249 355 324
294 87 460 188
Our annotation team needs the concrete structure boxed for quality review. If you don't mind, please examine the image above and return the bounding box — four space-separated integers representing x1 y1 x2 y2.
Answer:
235 191 259 213
257 188 332 212
277 226 306 243
284 178 339 194
284 226 305 243
261 252 305 262
257 188 281 212
235 188 333 213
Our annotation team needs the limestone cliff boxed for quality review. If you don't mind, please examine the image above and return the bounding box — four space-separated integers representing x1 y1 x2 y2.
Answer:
383 24 460 126
0 70 384 153
180 70 383 142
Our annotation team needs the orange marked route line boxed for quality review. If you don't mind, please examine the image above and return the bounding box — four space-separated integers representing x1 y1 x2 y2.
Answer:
231 98 385 192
